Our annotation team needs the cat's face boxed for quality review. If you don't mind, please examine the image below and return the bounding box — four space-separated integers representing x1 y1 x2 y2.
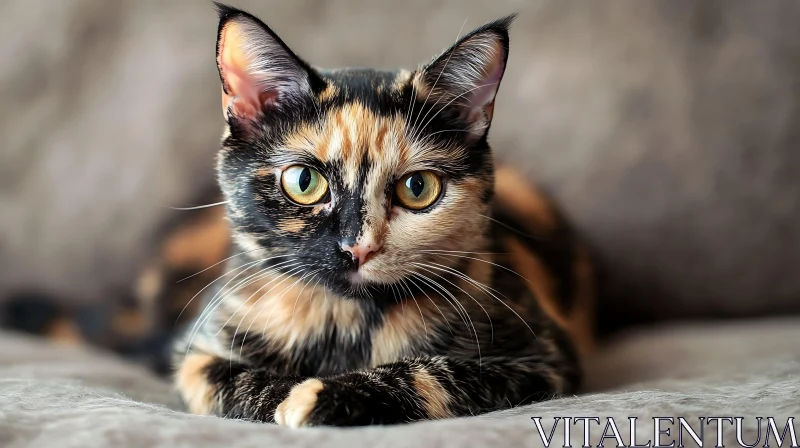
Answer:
214 5 512 299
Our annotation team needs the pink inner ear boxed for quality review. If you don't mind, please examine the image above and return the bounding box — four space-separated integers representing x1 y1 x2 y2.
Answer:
218 22 268 120
469 50 505 110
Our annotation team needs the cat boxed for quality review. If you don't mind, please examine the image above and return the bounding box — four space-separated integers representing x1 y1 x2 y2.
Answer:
173 3 595 427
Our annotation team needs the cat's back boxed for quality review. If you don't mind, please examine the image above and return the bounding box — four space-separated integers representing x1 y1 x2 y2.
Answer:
490 166 596 355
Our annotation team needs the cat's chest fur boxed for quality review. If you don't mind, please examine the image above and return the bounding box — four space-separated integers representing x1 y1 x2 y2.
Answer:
215 274 440 376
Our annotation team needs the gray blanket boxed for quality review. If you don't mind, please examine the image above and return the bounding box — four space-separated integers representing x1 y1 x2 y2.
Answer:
2 318 798 447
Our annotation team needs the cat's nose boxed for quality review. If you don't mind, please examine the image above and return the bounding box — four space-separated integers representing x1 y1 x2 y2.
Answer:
340 237 382 269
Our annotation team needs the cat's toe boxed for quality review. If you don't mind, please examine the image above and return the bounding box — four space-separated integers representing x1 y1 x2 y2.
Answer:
274 379 324 428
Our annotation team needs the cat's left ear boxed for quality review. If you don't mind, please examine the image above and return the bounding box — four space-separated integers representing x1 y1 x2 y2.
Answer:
215 3 323 123
414 15 515 138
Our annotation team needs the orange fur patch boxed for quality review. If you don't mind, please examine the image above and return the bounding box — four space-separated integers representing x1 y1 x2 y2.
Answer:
370 299 437 366
228 275 364 354
46 319 84 346
112 310 150 338
567 245 596 356
412 368 452 419
275 378 324 427
175 353 218 415
493 167 558 234
163 206 230 269
503 236 570 330
318 84 338 102
276 218 306 234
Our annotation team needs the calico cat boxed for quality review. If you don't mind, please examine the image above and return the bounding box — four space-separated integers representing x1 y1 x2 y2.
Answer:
173 3 595 427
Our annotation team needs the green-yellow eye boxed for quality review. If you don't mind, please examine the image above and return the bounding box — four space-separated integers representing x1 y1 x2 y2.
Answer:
281 165 329 205
394 171 442 210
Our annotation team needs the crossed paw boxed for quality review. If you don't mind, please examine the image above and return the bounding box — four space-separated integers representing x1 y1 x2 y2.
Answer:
274 378 405 427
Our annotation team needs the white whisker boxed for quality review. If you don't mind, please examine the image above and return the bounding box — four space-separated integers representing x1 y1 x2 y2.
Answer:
423 260 537 340
426 251 535 285
412 262 494 346
213 260 302 340
185 258 298 355
398 275 428 341
420 249 503 256
181 257 274 354
168 201 228 210
177 249 265 283
289 270 321 329
228 264 304 359
405 270 453 336
477 214 548 242
238 264 309 357
254 266 315 350
410 270 481 366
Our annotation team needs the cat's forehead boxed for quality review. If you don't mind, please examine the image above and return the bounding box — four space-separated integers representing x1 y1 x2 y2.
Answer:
317 67 412 105
276 68 462 188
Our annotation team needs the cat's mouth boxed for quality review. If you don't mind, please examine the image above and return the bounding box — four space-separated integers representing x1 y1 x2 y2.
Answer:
319 268 399 301
346 270 370 285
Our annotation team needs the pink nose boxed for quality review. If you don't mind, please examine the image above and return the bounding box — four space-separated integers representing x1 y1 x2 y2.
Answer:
341 239 382 269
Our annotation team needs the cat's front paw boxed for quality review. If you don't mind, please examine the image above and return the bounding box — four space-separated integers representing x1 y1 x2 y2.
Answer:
275 377 402 427
274 379 324 427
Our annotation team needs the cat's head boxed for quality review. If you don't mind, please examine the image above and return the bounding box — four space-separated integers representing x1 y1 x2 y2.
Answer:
214 3 513 299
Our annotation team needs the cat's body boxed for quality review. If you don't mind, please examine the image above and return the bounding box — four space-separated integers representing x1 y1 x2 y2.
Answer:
173 4 594 427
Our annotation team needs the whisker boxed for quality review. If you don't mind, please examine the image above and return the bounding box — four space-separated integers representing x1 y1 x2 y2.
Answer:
206 259 301 324
225 264 302 360
410 271 470 333
176 257 262 325
226 265 301 358
168 201 228 210
312 95 325 128
423 261 537 340
410 270 481 366
403 69 418 130
289 269 321 329
227 274 290 362
238 264 309 357
390 282 404 311
224 261 305 369
213 260 303 340
398 275 428 341
417 127 479 139
177 249 276 283
477 214 549 242
185 259 299 355
254 266 315 352
180 257 271 352
412 262 494 347
420 249 504 256
405 270 454 336
414 120 489 149
425 251 535 286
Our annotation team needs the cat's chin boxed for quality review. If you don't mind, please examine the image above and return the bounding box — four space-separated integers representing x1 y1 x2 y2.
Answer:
319 271 396 302
347 270 370 286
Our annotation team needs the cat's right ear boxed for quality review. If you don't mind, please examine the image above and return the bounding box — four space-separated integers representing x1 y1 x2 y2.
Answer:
214 3 323 122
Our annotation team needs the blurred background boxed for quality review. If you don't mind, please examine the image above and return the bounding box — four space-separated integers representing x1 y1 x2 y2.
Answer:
1 0 799 369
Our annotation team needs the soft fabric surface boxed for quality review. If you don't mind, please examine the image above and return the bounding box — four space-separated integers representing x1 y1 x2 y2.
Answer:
2 318 798 447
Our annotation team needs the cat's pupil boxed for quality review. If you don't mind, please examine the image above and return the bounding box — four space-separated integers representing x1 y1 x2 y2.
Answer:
298 168 312 192
407 173 425 197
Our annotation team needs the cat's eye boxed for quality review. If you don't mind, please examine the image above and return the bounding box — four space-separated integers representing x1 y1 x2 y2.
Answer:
394 171 442 211
281 165 329 205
